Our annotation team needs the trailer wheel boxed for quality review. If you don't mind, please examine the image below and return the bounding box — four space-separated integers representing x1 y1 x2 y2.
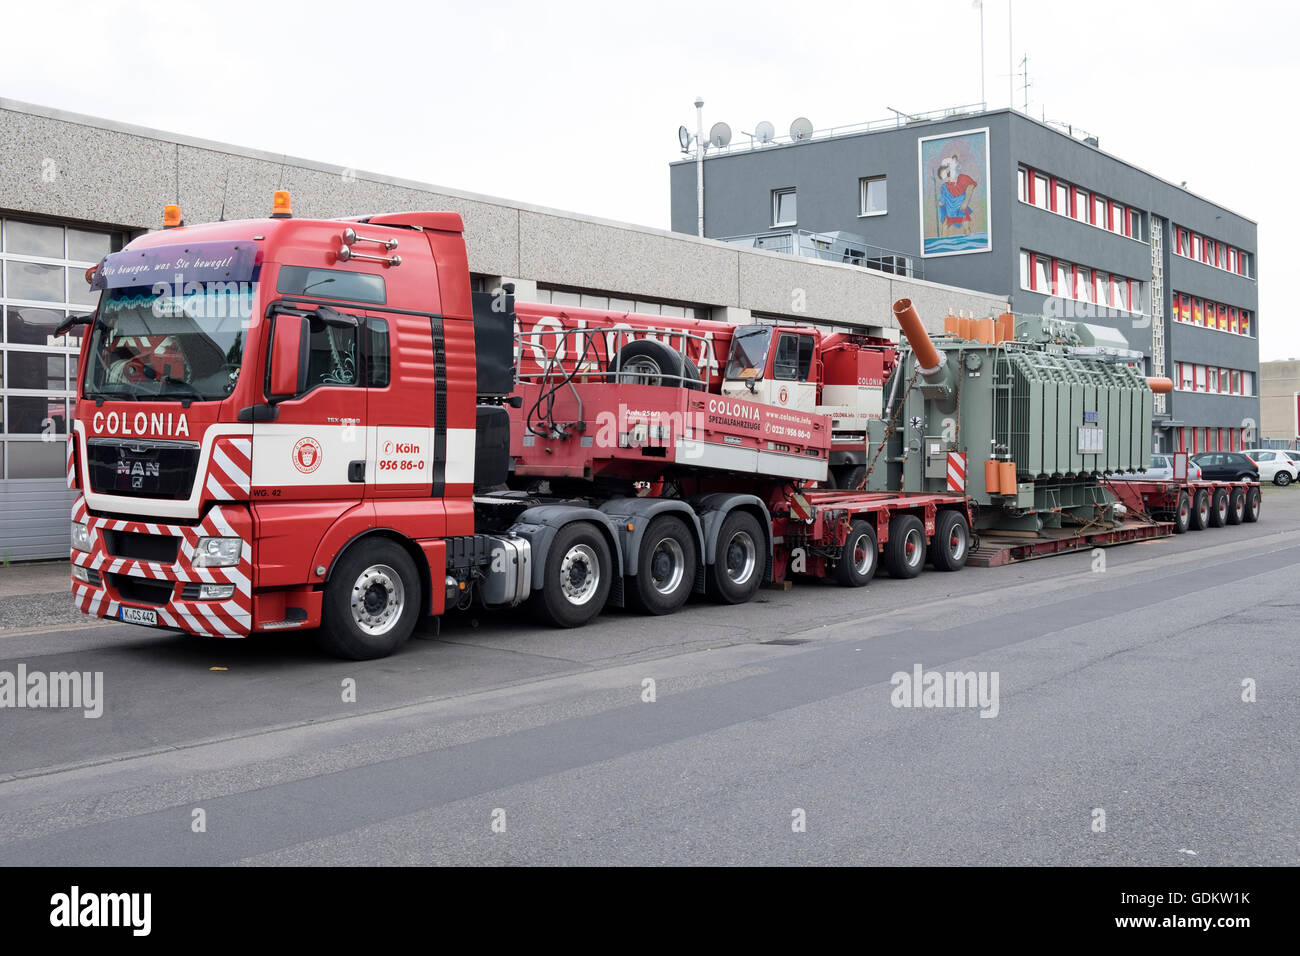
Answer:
883 514 926 579
1243 486 1262 523
706 510 764 604
1190 488 1210 530
531 522 612 627
929 510 970 571
628 516 697 615
832 519 877 587
1226 487 1246 525
611 340 705 391
1171 492 1191 534
1209 488 1229 527
318 538 420 660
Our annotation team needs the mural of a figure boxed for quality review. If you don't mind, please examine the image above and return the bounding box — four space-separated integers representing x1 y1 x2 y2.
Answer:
918 128 991 256
935 155 977 238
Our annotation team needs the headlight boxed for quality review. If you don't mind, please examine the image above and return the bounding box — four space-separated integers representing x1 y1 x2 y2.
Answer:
71 521 93 552
194 537 242 567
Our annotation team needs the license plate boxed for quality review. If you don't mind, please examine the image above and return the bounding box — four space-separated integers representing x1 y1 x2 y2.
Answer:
119 606 158 626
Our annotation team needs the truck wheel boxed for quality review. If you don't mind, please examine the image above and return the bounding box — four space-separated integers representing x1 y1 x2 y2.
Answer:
318 538 420 660
611 340 704 391
929 510 970 570
1171 492 1191 534
1209 488 1229 527
1189 488 1210 530
706 510 764 604
531 522 612 627
832 519 877 587
883 514 926 579
628 516 697 614
831 464 867 492
1273 471 1292 486
1243 486 1262 523
1226 488 1246 525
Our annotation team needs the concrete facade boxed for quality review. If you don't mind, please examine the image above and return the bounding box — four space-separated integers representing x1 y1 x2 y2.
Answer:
670 107 1260 454
1260 360 1299 445
0 98 1008 559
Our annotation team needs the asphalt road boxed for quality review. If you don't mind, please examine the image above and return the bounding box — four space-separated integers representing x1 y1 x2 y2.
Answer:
1 487 1297 865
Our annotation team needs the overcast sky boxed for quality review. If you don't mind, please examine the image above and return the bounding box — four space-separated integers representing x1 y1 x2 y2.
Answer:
4 0 1294 357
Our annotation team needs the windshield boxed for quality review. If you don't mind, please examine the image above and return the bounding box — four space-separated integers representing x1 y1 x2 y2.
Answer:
724 326 774 380
84 284 255 402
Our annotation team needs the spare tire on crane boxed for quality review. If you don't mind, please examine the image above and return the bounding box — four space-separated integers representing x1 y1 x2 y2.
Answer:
611 340 704 390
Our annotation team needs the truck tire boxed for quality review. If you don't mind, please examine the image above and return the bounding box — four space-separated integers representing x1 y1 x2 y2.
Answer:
832 519 877 587
1243 486 1262 522
830 464 867 491
318 538 420 660
929 510 970 570
706 510 764 605
531 521 612 628
1209 488 1229 527
1226 487 1246 525
883 514 926 579
1171 491 1191 534
1189 488 1210 530
611 340 704 391
627 516 697 614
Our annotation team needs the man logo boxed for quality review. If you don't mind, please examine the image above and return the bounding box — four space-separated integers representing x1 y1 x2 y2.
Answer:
292 437 323 474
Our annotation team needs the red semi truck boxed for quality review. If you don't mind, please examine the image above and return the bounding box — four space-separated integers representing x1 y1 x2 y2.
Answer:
64 196 975 658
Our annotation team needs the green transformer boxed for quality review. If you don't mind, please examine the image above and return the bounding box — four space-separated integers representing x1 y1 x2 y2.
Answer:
868 306 1154 533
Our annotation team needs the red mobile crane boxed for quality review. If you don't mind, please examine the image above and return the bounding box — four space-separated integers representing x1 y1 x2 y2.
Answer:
66 198 971 658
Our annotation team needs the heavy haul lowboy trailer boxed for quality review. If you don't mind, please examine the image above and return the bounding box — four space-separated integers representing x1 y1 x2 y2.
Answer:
61 197 1260 658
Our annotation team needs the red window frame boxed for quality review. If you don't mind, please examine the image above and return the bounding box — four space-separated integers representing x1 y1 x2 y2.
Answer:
1178 428 1187 453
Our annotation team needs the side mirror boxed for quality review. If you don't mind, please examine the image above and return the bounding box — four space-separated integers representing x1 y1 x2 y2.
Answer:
269 316 309 399
314 305 358 329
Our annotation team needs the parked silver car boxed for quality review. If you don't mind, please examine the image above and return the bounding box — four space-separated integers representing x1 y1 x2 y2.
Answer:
1111 453 1203 481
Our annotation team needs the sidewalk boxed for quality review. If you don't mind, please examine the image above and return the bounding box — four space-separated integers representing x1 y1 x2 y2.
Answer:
0 559 102 636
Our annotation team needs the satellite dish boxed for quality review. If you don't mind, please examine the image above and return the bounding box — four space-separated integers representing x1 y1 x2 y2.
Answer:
755 120 775 143
790 117 813 141
678 125 691 151
709 122 732 148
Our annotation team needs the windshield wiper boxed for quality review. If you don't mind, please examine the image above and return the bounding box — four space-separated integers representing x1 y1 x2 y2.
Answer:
85 385 142 402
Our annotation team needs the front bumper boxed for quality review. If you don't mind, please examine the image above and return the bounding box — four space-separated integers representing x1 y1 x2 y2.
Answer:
70 495 252 638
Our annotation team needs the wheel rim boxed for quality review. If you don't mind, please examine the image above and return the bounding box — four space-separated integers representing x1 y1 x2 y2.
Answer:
852 533 874 574
1234 497 1244 519
724 531 757 585
649 536 685 595
948 525 967 560
905 528 924 567
350 564 405 637
560 544 600 605
1197 497 1209 521
1216 498 1227 519
621 357 662 386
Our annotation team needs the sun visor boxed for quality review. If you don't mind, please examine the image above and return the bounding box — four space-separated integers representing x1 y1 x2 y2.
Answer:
91 241 259 291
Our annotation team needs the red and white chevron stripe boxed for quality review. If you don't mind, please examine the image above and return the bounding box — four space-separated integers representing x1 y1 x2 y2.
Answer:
205 436 252 501
66 435 77 490
946 452 967 492
70 494 252 638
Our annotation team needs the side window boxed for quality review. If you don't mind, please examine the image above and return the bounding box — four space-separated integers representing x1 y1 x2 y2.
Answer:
367 318 390 387
772 334 800 381
796 335 814 381
306 323 360 388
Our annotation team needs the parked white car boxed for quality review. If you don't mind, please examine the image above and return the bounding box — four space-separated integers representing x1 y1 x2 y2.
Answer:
1112 453 1203 481
1243 450 1298 486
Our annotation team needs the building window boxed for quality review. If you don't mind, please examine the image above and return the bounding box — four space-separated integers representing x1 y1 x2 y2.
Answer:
1033 174 1049 210
859 176 887 216
1035 255 1050 292
1017 167 1028 203
1092 194 1106 227
772 188 797 226
1074 188 1089 223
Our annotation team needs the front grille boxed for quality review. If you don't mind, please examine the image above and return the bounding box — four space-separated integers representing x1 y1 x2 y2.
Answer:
103 529 180 564
106 573 176 606
87 439 200 500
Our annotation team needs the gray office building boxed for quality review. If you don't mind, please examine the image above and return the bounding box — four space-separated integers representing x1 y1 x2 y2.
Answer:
671 106 1260 456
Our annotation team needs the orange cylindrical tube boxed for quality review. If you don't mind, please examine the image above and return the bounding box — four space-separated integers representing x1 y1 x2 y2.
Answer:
999 461 1017 492
944 315 961 337
973 318 994 344
997 312 1014 342
893 298 943 371
959 317 972 341
984 459 1001 495
1146 376 1174 394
